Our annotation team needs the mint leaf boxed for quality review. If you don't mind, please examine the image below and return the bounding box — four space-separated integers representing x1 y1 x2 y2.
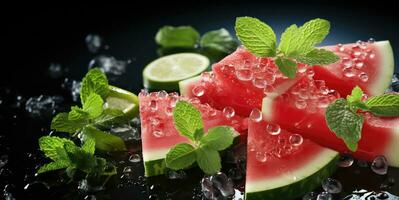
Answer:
155 26 200 48
200 126 235 151
347 86 363 104
81 125 126 152
39 136 74 162
235 16 276 57
200 28 237 53
81 68 109 105
94 108 127 127
173 101 204 140
82 93 104 119
82 138 96 155
365 94 399 117
51 113 88 134
193 128 204 142
68 106 89 121
279 18 330 57
196 147 221 174
165 143 196 170
37 161 70 174
326 99 364 151
275 57 297 79
294 48 339 65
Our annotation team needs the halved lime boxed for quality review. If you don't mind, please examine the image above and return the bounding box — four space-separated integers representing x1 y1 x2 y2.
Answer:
104 85 139 119
143 53 209 91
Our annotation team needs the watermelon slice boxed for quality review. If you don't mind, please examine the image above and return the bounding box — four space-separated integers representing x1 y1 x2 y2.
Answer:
314 41 394 96
180 41 394 117
245 119 338 200
261 76 399 167
139 91 247 177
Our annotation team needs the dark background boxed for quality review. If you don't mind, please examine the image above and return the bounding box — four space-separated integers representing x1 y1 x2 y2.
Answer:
1 2 399 199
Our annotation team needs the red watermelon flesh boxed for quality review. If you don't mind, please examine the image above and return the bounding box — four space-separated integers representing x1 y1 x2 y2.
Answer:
262 76 399 167
139 91 247 176
314 41 394 97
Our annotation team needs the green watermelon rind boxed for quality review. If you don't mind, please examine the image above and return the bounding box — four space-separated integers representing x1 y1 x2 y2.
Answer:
245 150 339 200
178 75 201 96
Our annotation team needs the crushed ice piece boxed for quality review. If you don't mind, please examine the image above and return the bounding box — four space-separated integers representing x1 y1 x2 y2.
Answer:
85 34 103 53
166 170 186 180
0 155 8 168
62 78 81 102
77 179 104 192
110 124 140 141
88 55 127 76
321 178 342 194
210 172 235 198
25 95 63 118
128 154 141 163
48 63 63 79
317 192 332 200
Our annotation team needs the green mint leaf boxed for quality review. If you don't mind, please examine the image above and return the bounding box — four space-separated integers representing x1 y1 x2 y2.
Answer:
82 93 104 119
200 28 238 53
325 99 364 151
365 94 399 117
81 125 126 152
200 126 235 151
94 108 127 127
39 136 75 162
155 26 200 48
193 128 205 142
37 161 70 174
81 68 109 105
51 113 88 134
173 101 204 141
279 18 330 57
68 106 90 121
235 16 276 57
275 57 297 79
294 48 339 65
165 143 197 170
347 86 363 104
82 138 96 155
195 147 221 174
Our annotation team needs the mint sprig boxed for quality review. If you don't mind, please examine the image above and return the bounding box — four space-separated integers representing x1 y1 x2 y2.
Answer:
235 17 339 78
165 101 236 174
326 86 399 151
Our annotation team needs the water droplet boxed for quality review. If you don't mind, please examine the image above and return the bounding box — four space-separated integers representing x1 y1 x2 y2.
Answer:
235 69 253 81
208 108 217 117
369 53 376 59
298 89 309 99
252 78 267 89
221 64 235 74
192 85 205 97
201 177 222 199
165 107 173 116
48 63 63 79
307 69 315 78
152 130 164 138
84 195 96 200
223 107 235 119
342 57 353 68
295 99 307 109
149 100 157 111
352 45 362 57
140 89 149 97
157 90 168 99
255 151 268 162
166 170 186 180
201 71 212 82
368 38 375 43
355 61 364 69
343 67 356 77
322 178 342 194
149 117 159 126
266 123 281 135
249 109 262 122
128 154 141 163
289 134 303 146
85 34 102 53
338 154 354 167
359 72 369 82
317 192 332 200
88 55 127 76
371 155 388 175
303 192 318 200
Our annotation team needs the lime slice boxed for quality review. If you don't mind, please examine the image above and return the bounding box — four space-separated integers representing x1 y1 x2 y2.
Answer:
104 85 139 119
143 53 210 91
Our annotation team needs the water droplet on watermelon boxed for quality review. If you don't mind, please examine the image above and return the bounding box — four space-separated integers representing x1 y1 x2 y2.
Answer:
139 89 149 97
368 38 375 43
306 69 315 78
235 69 253 81
210 172 235 197
342 57 353 68
222 64 235 74
295 99 307 109
321 178 342 194
192 85 205 97
149 117 160 126
266 123 281 135
165 107 173 116
157 90 168 99
223 107 235 119
369 53 376 59
189 97 201 104
263 85 275 95
317 191 333 200
355 61 364 69
255 151 268 162
249 109 262 122
343 67 356 77
201 71 212 82
152 130 164 138
338 154 354 167
289 134 303 146
298 89 309 99
371 155 388 175
149 100 157 111
317 96 330 108
128 154 141 163
359 72 369 82
208 108 217 117
252 78 267 89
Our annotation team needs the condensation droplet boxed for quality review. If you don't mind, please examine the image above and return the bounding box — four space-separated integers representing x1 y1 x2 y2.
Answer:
338 154 354 168
359 72 369 82
252 78 267 89
192 85 205 97
153 130 164 138
223 107 235 119
149 100 157 111
165 107 173 116
355 61 364 69
158 90 168 99
255 151 268 162
289 134 303 146
249 109 262 122
266 123 281 135
371 155 388 175
295 99 307 109
369 53 376 59
343 67 356 78
235 69 253 81
129 154 141 163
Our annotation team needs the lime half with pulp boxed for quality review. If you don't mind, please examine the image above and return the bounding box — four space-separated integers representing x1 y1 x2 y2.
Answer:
143 53 209 91
104 85 139 119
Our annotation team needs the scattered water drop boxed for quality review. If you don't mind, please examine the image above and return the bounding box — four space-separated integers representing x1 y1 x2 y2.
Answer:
165 107 173 116
338 154 354 167
128 154 141 163
289 134 303 147
352 45 362 57
343 67 356 77
88 55 127 76
110 124 140 141
223 107 235 119
235 69 253 81
252 77 267 89
166 170 186 180
255 151 268 162
369 53 376 59
266 123 281 135
25 95 63 118
85 34 103 53
152 130 164 138
368 38 375 43
342 57 353 68
371 155 388 175
321 178 342 194
355 61 364 69
306 69 315 78
48 63 63 78
359 72 369 82
249 109 262 122
192 85 205 97
157 90 168 99
77 179 104 192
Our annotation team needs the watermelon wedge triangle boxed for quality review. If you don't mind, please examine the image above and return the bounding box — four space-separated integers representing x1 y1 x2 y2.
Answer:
179 41 394 117
139 91 247 177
